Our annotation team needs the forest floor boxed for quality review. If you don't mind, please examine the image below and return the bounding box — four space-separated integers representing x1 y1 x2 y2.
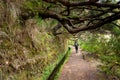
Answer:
58 46 107 80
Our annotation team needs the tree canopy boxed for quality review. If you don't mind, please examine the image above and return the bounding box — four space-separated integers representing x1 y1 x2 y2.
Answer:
19 0 120 34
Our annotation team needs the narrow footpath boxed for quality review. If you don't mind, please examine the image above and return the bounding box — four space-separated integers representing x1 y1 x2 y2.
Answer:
58 46 106 80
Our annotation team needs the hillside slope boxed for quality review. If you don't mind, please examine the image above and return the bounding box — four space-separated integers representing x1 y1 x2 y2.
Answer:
0 1 68 80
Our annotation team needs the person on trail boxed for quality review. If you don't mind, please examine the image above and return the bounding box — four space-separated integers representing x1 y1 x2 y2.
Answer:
74 41 79 53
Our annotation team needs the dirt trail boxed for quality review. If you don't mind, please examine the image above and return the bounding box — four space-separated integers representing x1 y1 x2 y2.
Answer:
58 46 106 80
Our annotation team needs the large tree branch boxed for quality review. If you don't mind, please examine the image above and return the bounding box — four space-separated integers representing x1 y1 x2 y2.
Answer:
52 23 62 35
61 12 120 33
21 5 120 34
43 0 120 8
21 8 63 21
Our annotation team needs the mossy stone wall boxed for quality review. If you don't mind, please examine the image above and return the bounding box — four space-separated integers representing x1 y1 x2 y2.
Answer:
0 1 68 79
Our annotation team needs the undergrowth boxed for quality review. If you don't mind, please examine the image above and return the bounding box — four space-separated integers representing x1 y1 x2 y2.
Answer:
79 29 120 79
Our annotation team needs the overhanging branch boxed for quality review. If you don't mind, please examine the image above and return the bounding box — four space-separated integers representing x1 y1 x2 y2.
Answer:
45 0 120 8
20 1 120 34
52 23 62 35
61 12 120 33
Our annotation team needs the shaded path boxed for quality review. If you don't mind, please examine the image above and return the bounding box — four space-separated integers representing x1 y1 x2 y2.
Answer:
58 46 106 80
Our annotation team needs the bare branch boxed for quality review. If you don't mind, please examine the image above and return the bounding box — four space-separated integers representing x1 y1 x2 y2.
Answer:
61 12 120 33
52 23 62 35
43 0 120 8
20 1 120 34
112 22 120 28
57 0 120 8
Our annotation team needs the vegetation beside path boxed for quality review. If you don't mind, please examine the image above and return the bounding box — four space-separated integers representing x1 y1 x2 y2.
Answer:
58 47 107 80
47 47 72 80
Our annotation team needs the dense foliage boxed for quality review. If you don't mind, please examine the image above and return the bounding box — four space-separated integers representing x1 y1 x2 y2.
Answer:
79 23 120 78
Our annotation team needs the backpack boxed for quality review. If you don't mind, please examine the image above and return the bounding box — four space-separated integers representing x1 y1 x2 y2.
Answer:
74 42 78 46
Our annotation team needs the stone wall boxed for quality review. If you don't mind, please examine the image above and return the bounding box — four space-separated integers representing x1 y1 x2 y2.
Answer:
0 1 68 80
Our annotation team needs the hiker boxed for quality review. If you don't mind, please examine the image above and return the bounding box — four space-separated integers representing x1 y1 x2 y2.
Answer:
74 41 79 53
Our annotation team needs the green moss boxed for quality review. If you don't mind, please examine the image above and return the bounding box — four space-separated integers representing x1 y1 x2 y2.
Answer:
54 48 71 80
38 48 70 80
0 8 68 79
